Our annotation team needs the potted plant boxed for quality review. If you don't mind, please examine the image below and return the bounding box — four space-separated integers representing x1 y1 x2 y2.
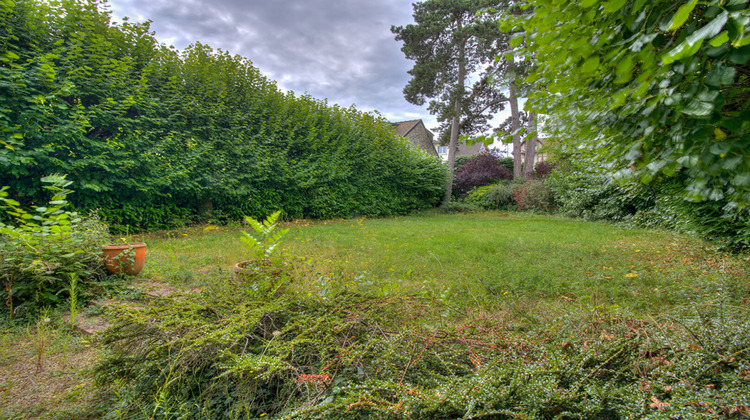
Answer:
234 210 290 295
102 241 146 276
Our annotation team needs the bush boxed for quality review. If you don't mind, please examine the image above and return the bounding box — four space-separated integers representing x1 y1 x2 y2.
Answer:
547 168 750 250
0 175 110 314
533 160 556 178
466 183 515 210
453 150 511 196
498 157 514 174
512 179 556 212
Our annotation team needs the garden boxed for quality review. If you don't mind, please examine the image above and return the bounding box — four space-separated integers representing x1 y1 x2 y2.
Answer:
2 0 750 418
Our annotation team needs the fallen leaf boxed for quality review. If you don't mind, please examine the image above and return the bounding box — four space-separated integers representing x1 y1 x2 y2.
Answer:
650 396 670 410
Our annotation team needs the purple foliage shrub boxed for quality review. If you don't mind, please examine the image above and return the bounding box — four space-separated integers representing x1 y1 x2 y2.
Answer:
534 161 557 178
453 150 511 195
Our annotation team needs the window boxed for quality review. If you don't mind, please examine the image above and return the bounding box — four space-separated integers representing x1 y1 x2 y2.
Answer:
438 146 448 154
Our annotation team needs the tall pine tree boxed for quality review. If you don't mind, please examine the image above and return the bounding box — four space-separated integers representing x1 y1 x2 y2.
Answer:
393 0 508 202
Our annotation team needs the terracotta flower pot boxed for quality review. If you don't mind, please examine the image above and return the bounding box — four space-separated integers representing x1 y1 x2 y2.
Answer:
102 243 146 275
233 260 282 279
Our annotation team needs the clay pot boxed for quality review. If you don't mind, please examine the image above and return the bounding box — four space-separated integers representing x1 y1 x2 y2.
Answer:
102 243 146 275
232 260 282 279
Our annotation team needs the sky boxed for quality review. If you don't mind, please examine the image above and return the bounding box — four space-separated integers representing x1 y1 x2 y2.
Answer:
106 0 439 123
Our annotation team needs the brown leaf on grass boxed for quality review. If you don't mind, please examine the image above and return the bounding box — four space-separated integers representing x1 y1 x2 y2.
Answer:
650 396 670 410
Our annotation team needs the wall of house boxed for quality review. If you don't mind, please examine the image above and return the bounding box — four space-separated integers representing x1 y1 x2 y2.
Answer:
406 126 438 156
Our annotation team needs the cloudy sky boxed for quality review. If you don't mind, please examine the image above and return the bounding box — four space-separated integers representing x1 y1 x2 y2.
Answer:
106 0 449 130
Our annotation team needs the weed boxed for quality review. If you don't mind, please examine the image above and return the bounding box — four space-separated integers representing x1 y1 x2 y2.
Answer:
30 308 52 373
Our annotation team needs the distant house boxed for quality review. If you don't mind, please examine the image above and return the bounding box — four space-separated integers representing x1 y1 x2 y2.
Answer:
434 138 484 160
391 120 438 156
520 138 546 165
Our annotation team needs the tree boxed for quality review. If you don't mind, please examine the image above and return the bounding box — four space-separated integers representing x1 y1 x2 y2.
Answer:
392 0 509 202
514 0 750 207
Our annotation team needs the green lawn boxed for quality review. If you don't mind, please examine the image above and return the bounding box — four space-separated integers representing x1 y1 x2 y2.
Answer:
140 212 749 316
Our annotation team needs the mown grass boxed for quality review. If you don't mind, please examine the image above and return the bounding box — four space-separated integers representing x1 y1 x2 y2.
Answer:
140 212 749 317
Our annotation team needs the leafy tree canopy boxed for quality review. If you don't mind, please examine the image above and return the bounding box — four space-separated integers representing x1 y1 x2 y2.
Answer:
510 0 750 207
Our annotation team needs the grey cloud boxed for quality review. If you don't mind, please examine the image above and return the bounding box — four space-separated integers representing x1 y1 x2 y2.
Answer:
109 0 436 126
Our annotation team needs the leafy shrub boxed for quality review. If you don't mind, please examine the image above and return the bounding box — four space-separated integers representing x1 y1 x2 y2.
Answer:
0 175 110 313
512 179 555 212
498 156 514 174
533 160 556 178
466 182 515 210
547 168 750 250
454 155 474 171
453 150 511 196
438 201 481 214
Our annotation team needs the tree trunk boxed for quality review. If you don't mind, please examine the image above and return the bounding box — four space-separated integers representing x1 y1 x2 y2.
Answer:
510 81 522 178
444 18 466 204
523 111 538 178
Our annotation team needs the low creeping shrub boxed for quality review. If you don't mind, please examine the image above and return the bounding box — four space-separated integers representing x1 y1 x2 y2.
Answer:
95 274 750 419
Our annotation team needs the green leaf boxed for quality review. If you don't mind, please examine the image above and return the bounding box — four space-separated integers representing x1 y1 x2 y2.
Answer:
732 33 750 47
728 45 750 64
733 172 750 186
681 100 714 117
579 0 598 7
662 38 703 64
710 31 729 47
687 11 728 43
603 0 627 13
615 55 634 83
709 142 730 155
668 0 698 31
705 63 736 87
581 55 600 72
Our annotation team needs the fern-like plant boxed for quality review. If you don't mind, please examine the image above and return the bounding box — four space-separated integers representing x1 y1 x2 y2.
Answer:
240 210 290 261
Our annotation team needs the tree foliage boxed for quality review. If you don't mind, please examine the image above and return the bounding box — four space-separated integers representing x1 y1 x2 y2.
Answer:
510 0 750 208
393 0 508 201
0 0 446 230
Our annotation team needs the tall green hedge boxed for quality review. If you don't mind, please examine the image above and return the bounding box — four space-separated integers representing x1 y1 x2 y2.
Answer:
0 0 446 230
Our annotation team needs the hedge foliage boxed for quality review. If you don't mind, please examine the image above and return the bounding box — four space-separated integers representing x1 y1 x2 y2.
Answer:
0 0 446 230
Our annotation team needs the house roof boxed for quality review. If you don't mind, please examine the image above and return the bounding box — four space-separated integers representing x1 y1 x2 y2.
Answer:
391 120 422 138
391 119 438 156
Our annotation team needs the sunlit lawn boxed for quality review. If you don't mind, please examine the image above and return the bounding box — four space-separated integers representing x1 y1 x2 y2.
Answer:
138 212 749 316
